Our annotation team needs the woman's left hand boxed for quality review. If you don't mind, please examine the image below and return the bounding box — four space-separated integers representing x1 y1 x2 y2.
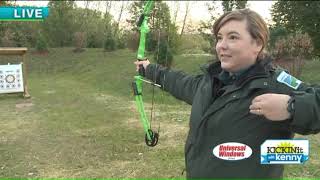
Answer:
249 93 291 121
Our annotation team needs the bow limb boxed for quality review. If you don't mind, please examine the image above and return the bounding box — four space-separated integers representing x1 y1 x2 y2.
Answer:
137 0 154 60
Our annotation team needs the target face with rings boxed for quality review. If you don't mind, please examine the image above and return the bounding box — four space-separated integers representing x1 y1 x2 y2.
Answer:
0 64 24 93
5 74 15 83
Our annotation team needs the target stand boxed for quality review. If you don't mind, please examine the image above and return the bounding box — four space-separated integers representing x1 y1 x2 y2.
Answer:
0 47 30 98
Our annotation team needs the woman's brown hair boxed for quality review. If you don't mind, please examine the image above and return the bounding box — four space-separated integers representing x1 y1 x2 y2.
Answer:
213 9 269 58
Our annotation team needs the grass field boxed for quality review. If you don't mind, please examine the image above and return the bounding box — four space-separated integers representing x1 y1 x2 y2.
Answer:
0 48 319 178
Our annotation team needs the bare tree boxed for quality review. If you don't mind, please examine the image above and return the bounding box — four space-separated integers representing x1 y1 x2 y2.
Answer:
180 1 190 37
116 1 125 29
105 1 112 17
83 1 90 30
103 1 113 32
173 1 180 25
112 1 127 36
85 1 90 11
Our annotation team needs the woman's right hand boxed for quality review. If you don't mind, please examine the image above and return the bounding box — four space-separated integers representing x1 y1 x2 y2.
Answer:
134 59 150 72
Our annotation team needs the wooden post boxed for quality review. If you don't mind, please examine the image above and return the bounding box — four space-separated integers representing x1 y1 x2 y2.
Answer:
22 53 30 98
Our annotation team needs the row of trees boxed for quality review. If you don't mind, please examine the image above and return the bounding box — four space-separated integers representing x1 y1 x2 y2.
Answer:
0 1 124 50
0 1 179 66
0 1 319 70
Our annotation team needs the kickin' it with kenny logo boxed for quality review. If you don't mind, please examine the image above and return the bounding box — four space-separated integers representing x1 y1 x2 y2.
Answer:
260 139 309 164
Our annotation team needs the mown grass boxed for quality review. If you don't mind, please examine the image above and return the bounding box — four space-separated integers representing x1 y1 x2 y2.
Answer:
0 48 190 178
0 48 319 178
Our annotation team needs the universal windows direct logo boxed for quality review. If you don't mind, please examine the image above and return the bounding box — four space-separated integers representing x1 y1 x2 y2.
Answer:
0 6 49 21
261 139 309 164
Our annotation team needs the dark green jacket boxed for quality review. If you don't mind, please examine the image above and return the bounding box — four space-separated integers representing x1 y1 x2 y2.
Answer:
145 58 320 178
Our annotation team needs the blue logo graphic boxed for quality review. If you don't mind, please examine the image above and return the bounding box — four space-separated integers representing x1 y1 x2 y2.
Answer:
277 71 302 89
261 139 309 164
0 6 49 21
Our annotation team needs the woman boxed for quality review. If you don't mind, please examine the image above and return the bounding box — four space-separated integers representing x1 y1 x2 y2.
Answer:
134 9 320 178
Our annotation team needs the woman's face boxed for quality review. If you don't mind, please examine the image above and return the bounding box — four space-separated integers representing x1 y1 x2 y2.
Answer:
215 20 262 73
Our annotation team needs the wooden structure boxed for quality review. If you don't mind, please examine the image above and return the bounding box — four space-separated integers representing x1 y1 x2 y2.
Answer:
0 47 30 98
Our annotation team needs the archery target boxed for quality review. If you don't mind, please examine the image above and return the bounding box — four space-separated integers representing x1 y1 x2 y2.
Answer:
0 64 24 94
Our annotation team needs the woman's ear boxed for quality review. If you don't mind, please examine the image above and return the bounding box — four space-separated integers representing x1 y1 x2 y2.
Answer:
254 39 263 55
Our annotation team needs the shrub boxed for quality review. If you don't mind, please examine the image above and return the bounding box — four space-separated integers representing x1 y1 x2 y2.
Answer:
1 29 16 47
154 39 173 68
104 31 116 51
73 32 86 53
126 31 139 51
272 33 313 77
35 31 49 53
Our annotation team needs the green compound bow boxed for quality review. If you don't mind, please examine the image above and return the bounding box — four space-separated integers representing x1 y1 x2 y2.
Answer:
131 0 160 147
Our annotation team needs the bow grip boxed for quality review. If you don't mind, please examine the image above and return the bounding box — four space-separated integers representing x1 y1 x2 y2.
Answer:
138 64 145 77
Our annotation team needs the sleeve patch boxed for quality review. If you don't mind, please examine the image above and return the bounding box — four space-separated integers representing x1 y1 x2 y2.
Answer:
276 71 302 89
